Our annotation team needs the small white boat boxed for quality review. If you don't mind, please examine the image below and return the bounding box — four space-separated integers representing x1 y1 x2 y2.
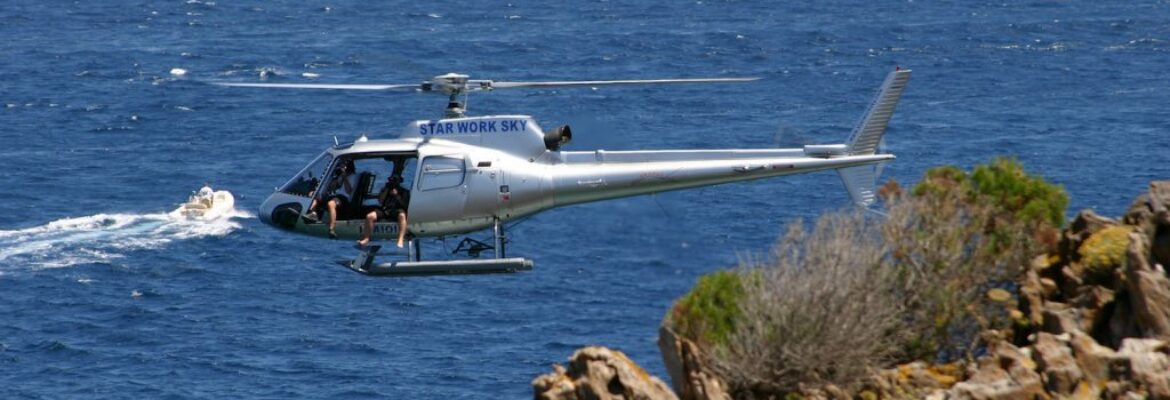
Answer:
171 186 235 221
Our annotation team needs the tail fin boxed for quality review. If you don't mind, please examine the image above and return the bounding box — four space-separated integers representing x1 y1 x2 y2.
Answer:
846 69 911 156
838 69 910 207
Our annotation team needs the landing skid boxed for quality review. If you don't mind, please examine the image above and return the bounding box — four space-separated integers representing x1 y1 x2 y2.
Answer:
338 219 534 276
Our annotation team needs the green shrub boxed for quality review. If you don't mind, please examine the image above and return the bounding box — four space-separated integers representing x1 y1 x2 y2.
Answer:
888 157 1067 361
970 157 1068 228
670 270 744 347
911 165 971 199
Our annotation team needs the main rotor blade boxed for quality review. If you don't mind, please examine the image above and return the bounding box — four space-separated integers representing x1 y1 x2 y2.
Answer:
488 77 759 89
212 82 419 91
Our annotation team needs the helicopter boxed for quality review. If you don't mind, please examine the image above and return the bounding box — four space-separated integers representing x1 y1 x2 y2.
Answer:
214 69 911 275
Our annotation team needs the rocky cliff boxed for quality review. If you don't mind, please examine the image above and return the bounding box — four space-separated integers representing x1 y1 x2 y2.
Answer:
534 181 1170 400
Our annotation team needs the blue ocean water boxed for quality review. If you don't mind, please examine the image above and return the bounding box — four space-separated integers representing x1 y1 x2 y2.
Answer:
2 1 1168 398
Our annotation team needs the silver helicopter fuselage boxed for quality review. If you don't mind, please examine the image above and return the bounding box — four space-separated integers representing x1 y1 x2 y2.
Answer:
258 69 910 242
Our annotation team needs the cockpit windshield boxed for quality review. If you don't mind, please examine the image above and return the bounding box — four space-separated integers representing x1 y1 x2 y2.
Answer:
279 152 333 197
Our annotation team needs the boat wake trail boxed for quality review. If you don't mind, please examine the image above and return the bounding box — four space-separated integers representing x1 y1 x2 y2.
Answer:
0 209 253 270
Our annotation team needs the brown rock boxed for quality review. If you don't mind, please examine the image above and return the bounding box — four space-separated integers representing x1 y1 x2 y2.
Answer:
1103 381 1137 399
1031 254 1054 273
1125 232 1170 339
1117 338 1170 399
657 326 729 400
878 361 962 393
1071 285 1116 337
1059 265 1087 301
1123 182 1170 228
1041 304 1081 335
1124 181 1170 271
533 346 678 400
1048 210 1117 297
1032 332 1083 394
1068 331 1117 384
807 384 850 400
946 342 1047 400
1107 294 1142 348
1020 270 1047 326
1039 278 1060 299
869 363 959 400
1061 210 1119 263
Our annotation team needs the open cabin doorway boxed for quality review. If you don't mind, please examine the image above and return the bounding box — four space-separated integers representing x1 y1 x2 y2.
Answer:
314 152 419 222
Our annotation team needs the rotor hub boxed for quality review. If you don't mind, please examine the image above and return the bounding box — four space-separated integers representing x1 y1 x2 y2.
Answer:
431 73 471 95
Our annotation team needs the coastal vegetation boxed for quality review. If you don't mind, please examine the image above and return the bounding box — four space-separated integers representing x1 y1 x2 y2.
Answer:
666 157 1069 396
535 160 1170 400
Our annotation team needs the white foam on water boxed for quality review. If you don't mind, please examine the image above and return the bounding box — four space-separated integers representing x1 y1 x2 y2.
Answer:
0 207 253 270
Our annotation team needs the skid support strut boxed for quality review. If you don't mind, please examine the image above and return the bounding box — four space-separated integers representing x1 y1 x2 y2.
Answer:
494 218 506 259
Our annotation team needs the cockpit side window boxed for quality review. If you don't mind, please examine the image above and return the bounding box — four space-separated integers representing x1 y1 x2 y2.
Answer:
279 152 333 197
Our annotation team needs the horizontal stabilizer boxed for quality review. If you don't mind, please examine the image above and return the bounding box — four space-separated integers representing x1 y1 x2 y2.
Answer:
847 69 911 155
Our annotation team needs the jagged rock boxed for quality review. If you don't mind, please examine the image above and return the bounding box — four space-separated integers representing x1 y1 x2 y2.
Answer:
1117 338 1170 398
1039 278 1059 299
1057 265 1087 302
1125 232 1170 339
1107 294 1142 349
657 326 729 400
1068 331 1116 384
1071 285 1115 337
946 342 1046 400
1051 210 1118 297
1103 381 1138 399
1061 210 1118 263
1041 303 1081 335
869 361 961 398
533 346 678 400
1124 182 1170 274
1032 332 1082 394
1019 269 1047 326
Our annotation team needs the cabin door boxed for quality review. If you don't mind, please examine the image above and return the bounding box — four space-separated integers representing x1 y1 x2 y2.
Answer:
408 155 469 223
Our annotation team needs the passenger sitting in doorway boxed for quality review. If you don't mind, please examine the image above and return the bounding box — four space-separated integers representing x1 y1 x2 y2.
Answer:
357 175 410 248
306 159 357 239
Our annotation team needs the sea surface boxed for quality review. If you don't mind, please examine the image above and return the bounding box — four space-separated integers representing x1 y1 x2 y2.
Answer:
2 1 1168 398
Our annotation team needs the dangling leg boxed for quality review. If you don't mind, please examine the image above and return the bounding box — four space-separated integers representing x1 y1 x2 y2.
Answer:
396 211 408 248
326 198 340 238
357 210 376 247
305 198 320 221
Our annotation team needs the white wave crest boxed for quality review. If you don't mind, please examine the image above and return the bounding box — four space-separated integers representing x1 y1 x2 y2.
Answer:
0 208 253 270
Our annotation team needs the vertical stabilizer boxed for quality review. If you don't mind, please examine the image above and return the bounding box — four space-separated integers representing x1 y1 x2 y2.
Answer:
836 69 910 207
846 69 911 155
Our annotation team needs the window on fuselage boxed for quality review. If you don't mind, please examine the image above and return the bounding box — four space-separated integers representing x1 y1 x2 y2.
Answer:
418 156 465 191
